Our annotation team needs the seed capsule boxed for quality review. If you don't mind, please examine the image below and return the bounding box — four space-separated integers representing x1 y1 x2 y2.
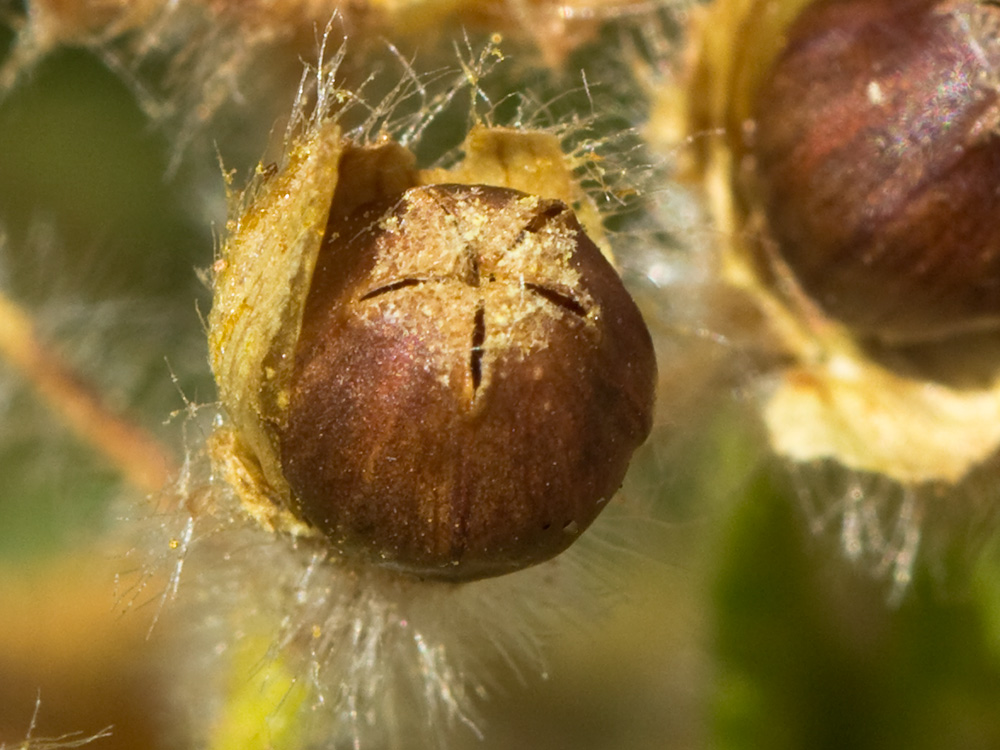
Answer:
752 0 1000 342
209 123 656 581
277 183 656 580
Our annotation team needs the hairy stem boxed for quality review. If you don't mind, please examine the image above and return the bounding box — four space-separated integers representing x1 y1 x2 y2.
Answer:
0 290 175 492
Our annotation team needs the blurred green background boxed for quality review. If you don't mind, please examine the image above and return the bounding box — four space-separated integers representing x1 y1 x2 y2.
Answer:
3 6 1000 750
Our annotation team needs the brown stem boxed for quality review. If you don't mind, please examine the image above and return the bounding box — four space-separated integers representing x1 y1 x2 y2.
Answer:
0 291 175 493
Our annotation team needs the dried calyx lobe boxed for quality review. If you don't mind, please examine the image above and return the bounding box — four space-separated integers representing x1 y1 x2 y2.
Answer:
752 0 1000 342
277 183 656 581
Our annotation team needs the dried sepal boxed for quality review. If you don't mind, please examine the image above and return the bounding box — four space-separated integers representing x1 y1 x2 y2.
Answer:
764 353 1000 485
208 118 343 533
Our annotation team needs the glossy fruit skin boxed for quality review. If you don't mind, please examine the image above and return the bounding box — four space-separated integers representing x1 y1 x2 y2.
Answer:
752 0 1000 342
276 183 656 580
